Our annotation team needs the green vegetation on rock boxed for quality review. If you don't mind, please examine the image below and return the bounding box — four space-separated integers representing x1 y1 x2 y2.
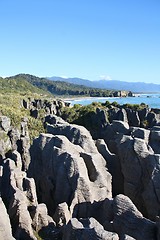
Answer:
61 100 148 126
121 102 148 111
61 103 97 123
0 93 46 142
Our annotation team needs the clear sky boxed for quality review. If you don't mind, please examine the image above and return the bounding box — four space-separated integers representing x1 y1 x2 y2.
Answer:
0 0 160 83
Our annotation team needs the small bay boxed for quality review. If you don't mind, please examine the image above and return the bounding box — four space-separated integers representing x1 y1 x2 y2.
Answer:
67 93 160 109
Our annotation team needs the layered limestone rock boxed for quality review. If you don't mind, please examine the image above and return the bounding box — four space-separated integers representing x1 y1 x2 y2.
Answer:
0 197 15 240
0 115 31 171
149 126 160 154
95 139 124 196
99 121 160 221
130 126 150 144
0 116 11 132
22 98 69 117
19 117 31 171
63 217 119 240
1 155 55 240
53 202 71 227
29 132 112 218
113 194 156 240
0 130 12 161
45 115 101 153
1 111 160 239
60 194 157 240
102 120 130 154
115 135 160 220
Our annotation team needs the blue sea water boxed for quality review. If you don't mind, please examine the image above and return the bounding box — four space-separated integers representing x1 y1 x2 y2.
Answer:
67 93 160 109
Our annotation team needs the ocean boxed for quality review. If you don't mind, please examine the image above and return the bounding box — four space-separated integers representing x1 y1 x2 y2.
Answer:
67 93 160 109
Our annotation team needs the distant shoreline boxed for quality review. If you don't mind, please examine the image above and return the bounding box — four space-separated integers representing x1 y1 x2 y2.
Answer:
62 93 160 109
62 92 160 102
62 96 101 101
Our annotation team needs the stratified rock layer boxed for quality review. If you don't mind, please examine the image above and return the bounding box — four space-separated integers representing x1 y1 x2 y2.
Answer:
113 194 156 240
0 197 15 240
1 109 160 239
29 132 112 218
1 155 56 240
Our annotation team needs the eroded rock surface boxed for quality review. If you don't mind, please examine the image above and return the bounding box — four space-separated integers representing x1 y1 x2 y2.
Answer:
114 135 160 220
1 111 160 239
1 155 55 240
45 115 100 153
0 197 15 240
63 217 119 240
29 132 112 217
113 194 156 240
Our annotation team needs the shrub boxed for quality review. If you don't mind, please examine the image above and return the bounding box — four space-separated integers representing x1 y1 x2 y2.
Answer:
122 103 148 111
112 101 120 107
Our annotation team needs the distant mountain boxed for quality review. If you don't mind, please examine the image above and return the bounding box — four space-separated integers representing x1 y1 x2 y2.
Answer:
48 77 99 88
48 77 160 93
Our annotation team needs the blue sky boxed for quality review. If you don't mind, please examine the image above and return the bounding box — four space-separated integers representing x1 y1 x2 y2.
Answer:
0 0 160 83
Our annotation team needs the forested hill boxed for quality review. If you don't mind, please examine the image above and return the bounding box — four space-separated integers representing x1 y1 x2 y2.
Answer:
0 74 132 97
0 75 49 95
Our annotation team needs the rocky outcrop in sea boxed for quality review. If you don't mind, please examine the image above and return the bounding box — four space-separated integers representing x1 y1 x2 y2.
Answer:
1 100 160 239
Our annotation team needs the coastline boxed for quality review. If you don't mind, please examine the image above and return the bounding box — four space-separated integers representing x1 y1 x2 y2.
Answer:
62 96 104 101
62 93 160 109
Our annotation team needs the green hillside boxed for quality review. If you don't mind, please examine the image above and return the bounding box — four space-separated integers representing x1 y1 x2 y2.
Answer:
0 75 50 95
2 74 120 97
0 75 51 140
